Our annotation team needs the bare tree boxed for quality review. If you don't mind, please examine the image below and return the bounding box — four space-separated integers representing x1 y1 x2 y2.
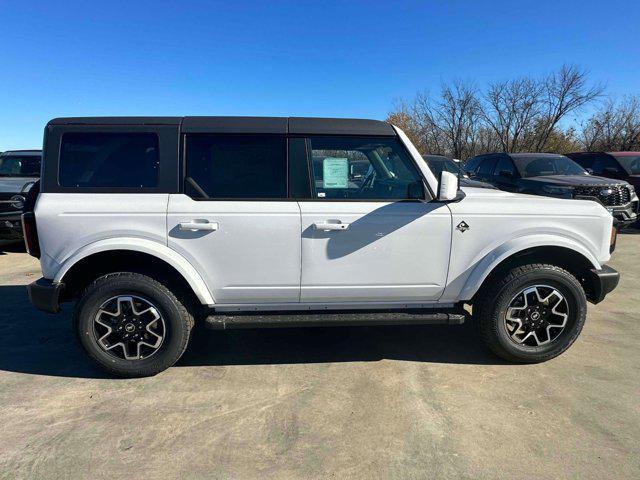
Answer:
386 100 426 152
387 81 482 158
581 96 640 151
533 65 604 150
413 81 482 158
481 77 543 152
386 64 606 159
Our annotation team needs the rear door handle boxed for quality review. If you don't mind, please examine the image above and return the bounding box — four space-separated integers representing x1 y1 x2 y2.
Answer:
179 220 219 231
313 221 350 231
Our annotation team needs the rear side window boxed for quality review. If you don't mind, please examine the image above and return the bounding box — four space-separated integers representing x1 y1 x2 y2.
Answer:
308 136 424 200
185 135 287 199
59 132 159 188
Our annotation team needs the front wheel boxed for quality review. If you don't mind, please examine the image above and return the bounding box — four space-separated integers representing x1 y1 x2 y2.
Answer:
475 264 587 363
74 272 194 377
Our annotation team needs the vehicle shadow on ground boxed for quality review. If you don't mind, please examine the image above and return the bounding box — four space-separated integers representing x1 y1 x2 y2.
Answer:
0 242 25 255
0 286 507 379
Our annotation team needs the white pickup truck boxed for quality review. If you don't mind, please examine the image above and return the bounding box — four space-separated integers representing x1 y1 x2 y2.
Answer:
23 117 619 377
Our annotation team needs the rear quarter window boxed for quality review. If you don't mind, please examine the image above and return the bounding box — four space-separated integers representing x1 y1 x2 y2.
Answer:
59 132 159 188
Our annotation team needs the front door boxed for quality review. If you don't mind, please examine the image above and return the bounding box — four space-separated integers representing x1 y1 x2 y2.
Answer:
167 134 301 304
298 135 452 304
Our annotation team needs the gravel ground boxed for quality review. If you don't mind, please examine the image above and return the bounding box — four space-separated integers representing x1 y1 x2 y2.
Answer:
0 234 638 480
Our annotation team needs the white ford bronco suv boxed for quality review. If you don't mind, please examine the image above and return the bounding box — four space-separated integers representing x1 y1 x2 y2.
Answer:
23 117 620 377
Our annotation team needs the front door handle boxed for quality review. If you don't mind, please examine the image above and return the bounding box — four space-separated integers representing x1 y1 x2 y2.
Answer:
179 220 219 231
313 221 350 231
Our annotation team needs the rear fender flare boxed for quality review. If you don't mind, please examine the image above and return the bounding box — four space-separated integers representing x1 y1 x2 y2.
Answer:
53 237 215 305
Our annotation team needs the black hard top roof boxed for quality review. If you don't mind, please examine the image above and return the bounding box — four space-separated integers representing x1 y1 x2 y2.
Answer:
47 116 395 136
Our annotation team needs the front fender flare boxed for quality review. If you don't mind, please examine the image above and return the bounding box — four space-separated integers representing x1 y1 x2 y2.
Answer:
458 234 601 301
53 237 215 305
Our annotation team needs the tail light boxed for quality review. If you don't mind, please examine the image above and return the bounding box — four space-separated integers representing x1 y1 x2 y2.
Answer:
21 212 40 258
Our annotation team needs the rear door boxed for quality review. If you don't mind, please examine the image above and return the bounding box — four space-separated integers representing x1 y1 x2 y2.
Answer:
167 133 301 304
296 135 452 303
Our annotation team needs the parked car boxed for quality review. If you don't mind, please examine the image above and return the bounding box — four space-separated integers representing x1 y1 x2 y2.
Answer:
464 152 638 227
422 155 496 189
566 151 640 191
0 150 41 243
25 117 618 377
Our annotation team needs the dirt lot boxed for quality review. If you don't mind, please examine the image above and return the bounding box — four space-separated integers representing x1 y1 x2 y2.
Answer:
0 235 638 480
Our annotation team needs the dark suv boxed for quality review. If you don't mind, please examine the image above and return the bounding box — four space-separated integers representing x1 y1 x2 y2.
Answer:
464 152 638 227
566 152 640 192
0 150 41 242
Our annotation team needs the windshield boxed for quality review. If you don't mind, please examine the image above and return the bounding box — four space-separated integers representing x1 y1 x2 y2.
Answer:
0 155 41 177
424 156 461 177
512 155 587 178
613 155 640 175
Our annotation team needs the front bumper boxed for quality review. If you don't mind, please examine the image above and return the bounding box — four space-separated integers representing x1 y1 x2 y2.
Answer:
27 278 64 313
0 213 23 240
610 201 638 227
587 265 619 304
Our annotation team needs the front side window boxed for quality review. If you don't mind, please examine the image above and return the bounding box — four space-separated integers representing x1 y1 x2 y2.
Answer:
185 134 286 199
59 132 159 188
309 136 423 200
613 155 640 175
477 157 497 177
591 155 625 176
493 156 517 178
463 156 482 175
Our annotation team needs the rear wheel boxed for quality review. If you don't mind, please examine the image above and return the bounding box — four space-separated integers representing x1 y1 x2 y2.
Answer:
476 264 587 363
74 272 194 377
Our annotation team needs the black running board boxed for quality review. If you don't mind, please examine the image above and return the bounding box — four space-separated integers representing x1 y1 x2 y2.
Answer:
204 309 467 330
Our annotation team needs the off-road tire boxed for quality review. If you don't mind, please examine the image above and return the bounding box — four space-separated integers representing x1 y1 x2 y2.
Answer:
475 264 587 363
73 272 194 377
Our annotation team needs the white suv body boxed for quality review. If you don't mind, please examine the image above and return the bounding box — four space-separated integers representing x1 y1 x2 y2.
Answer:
24 117 619 376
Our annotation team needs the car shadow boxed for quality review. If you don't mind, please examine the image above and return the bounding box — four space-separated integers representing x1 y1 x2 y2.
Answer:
0 242 25 255
0 285 508 379
620 226 640 235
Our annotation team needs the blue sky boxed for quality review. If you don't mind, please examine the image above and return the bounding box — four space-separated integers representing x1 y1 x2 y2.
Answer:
1 0 639 150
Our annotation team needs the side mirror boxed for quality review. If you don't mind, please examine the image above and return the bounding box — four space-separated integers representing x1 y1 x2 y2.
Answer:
438 171 459 201
586 168 594 175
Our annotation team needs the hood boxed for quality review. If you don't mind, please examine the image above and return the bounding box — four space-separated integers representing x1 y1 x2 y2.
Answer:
460 178 497 189
520 175 627 187
459 185 611 218
0 177 36 193
626 175 640 189
460 186 516 198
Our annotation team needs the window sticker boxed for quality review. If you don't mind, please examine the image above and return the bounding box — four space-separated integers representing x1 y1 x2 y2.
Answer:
322 158 348 189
